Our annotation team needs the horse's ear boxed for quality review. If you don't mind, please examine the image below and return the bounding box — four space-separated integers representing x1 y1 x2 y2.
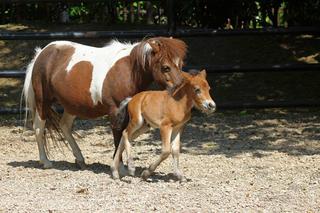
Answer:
198 69 207 79
148 40 162 53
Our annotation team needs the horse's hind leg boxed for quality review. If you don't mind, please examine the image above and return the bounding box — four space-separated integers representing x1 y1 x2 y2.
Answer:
59 112 85 168
171 129 186 182
34 111 52 168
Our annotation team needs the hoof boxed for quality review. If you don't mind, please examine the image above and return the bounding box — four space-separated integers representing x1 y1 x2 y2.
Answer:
179 176 187 183
141 169 151 180
112 170 120 180
174 172 187 182
110 165 120 180
128 167 136 176
119 162 128 176
75 160 86 169
40 160 53 169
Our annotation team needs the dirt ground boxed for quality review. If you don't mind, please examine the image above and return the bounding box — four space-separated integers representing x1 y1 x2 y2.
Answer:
0 108 319 212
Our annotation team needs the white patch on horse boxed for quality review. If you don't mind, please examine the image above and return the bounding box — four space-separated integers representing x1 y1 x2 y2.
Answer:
174 57 180 67
142 43 153 68
60 40 139 105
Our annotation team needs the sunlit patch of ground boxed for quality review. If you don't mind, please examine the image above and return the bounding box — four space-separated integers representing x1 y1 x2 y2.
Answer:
0 109 319 211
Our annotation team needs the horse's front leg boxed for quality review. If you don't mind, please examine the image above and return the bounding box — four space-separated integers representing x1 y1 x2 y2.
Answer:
141 124 172 180
171 128 186 182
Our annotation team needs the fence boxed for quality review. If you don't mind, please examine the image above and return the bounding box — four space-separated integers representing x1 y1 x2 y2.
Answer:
1 0 320 113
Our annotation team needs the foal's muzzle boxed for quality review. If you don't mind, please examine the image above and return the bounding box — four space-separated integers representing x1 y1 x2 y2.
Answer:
202 100 216 113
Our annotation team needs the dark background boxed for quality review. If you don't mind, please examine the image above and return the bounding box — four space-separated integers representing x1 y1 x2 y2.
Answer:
0 0 319 110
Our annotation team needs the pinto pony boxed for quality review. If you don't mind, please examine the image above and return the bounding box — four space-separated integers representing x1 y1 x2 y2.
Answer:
112 70 216 181
23 37 187 169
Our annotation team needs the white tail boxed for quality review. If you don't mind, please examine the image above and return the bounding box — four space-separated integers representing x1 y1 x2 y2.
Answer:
22 47 42 128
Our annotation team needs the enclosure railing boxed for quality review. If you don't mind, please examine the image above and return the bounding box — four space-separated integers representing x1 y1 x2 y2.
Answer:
1 0 320 113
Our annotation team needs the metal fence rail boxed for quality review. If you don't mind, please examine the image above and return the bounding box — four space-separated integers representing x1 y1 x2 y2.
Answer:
1 63 320 79
2 100 320 115
1 27 320 40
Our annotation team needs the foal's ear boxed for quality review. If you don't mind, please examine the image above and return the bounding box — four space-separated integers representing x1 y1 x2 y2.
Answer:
148 40 162 53
198 69 207 79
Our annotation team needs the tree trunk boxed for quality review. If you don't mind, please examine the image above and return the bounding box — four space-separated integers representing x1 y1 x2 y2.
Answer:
130 2 135 23
146 1 153 25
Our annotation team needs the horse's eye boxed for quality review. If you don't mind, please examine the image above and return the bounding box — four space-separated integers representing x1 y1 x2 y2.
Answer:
194 88 201 94
161 66 171 73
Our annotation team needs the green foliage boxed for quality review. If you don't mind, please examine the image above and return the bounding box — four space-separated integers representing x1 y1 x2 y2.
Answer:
0 0 319 27
69 4 89 18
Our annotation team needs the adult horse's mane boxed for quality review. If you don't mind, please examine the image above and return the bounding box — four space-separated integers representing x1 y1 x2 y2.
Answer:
130 37 187 75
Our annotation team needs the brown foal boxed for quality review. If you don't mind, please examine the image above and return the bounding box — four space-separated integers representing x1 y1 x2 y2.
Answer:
112 70 216 181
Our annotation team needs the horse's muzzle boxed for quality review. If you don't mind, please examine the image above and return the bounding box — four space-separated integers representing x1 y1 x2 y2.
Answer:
169 78 185 96
202 100 216 114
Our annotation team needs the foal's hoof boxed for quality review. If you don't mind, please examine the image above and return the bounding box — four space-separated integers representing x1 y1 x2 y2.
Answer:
112 171 120 180
119 162 128 176
128 167 136 176
75 160 86 169
141 169 151 180
175 173 187 183
179 176 187 183
40 160 53 169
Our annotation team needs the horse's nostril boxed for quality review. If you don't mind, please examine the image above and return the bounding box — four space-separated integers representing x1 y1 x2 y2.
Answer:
209 102 215 109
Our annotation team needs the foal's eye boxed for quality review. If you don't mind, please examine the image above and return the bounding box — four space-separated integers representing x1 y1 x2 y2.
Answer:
161 66 171 73
194 88 201 94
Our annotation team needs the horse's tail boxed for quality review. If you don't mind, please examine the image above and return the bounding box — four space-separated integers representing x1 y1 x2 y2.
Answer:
21 47 42 129
115 97 132 129
21 47 68 154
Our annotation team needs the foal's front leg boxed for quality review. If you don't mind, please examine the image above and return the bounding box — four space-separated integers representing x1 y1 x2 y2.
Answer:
141 125 172 180
171 129 186 182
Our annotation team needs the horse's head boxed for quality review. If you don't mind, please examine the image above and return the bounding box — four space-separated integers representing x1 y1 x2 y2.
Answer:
131 37 187 93
185 69 216 114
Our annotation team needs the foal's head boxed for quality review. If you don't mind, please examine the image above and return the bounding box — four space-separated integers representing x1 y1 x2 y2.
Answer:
185 70 216 113
131 37 187 93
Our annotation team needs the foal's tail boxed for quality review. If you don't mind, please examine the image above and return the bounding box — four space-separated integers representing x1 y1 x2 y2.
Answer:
115 97 132 129
21 47 42 128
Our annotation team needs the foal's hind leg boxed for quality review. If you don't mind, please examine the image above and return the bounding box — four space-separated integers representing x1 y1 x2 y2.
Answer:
111 114 144 179
34 111 52 169
59 112 85 168
141 125 172 180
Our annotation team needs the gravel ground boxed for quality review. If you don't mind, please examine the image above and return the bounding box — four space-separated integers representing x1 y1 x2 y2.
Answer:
0 109 320 212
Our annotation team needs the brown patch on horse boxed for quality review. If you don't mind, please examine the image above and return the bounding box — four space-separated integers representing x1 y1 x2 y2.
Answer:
32 44 75 120
52 61 108 119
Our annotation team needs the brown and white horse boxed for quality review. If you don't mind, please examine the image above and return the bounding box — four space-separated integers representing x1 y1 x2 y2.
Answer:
112 70 216 181
23 37 187 169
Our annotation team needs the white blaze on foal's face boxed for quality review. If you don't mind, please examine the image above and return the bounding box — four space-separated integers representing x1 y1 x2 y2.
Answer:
190 70 216 113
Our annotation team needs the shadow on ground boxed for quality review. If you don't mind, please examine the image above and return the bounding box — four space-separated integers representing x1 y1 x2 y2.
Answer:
7 160 183 182
2 108 320 158
8 160 111 174
141 108 320 157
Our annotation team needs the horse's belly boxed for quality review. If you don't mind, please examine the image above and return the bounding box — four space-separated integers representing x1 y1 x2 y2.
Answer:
61 101 108 119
